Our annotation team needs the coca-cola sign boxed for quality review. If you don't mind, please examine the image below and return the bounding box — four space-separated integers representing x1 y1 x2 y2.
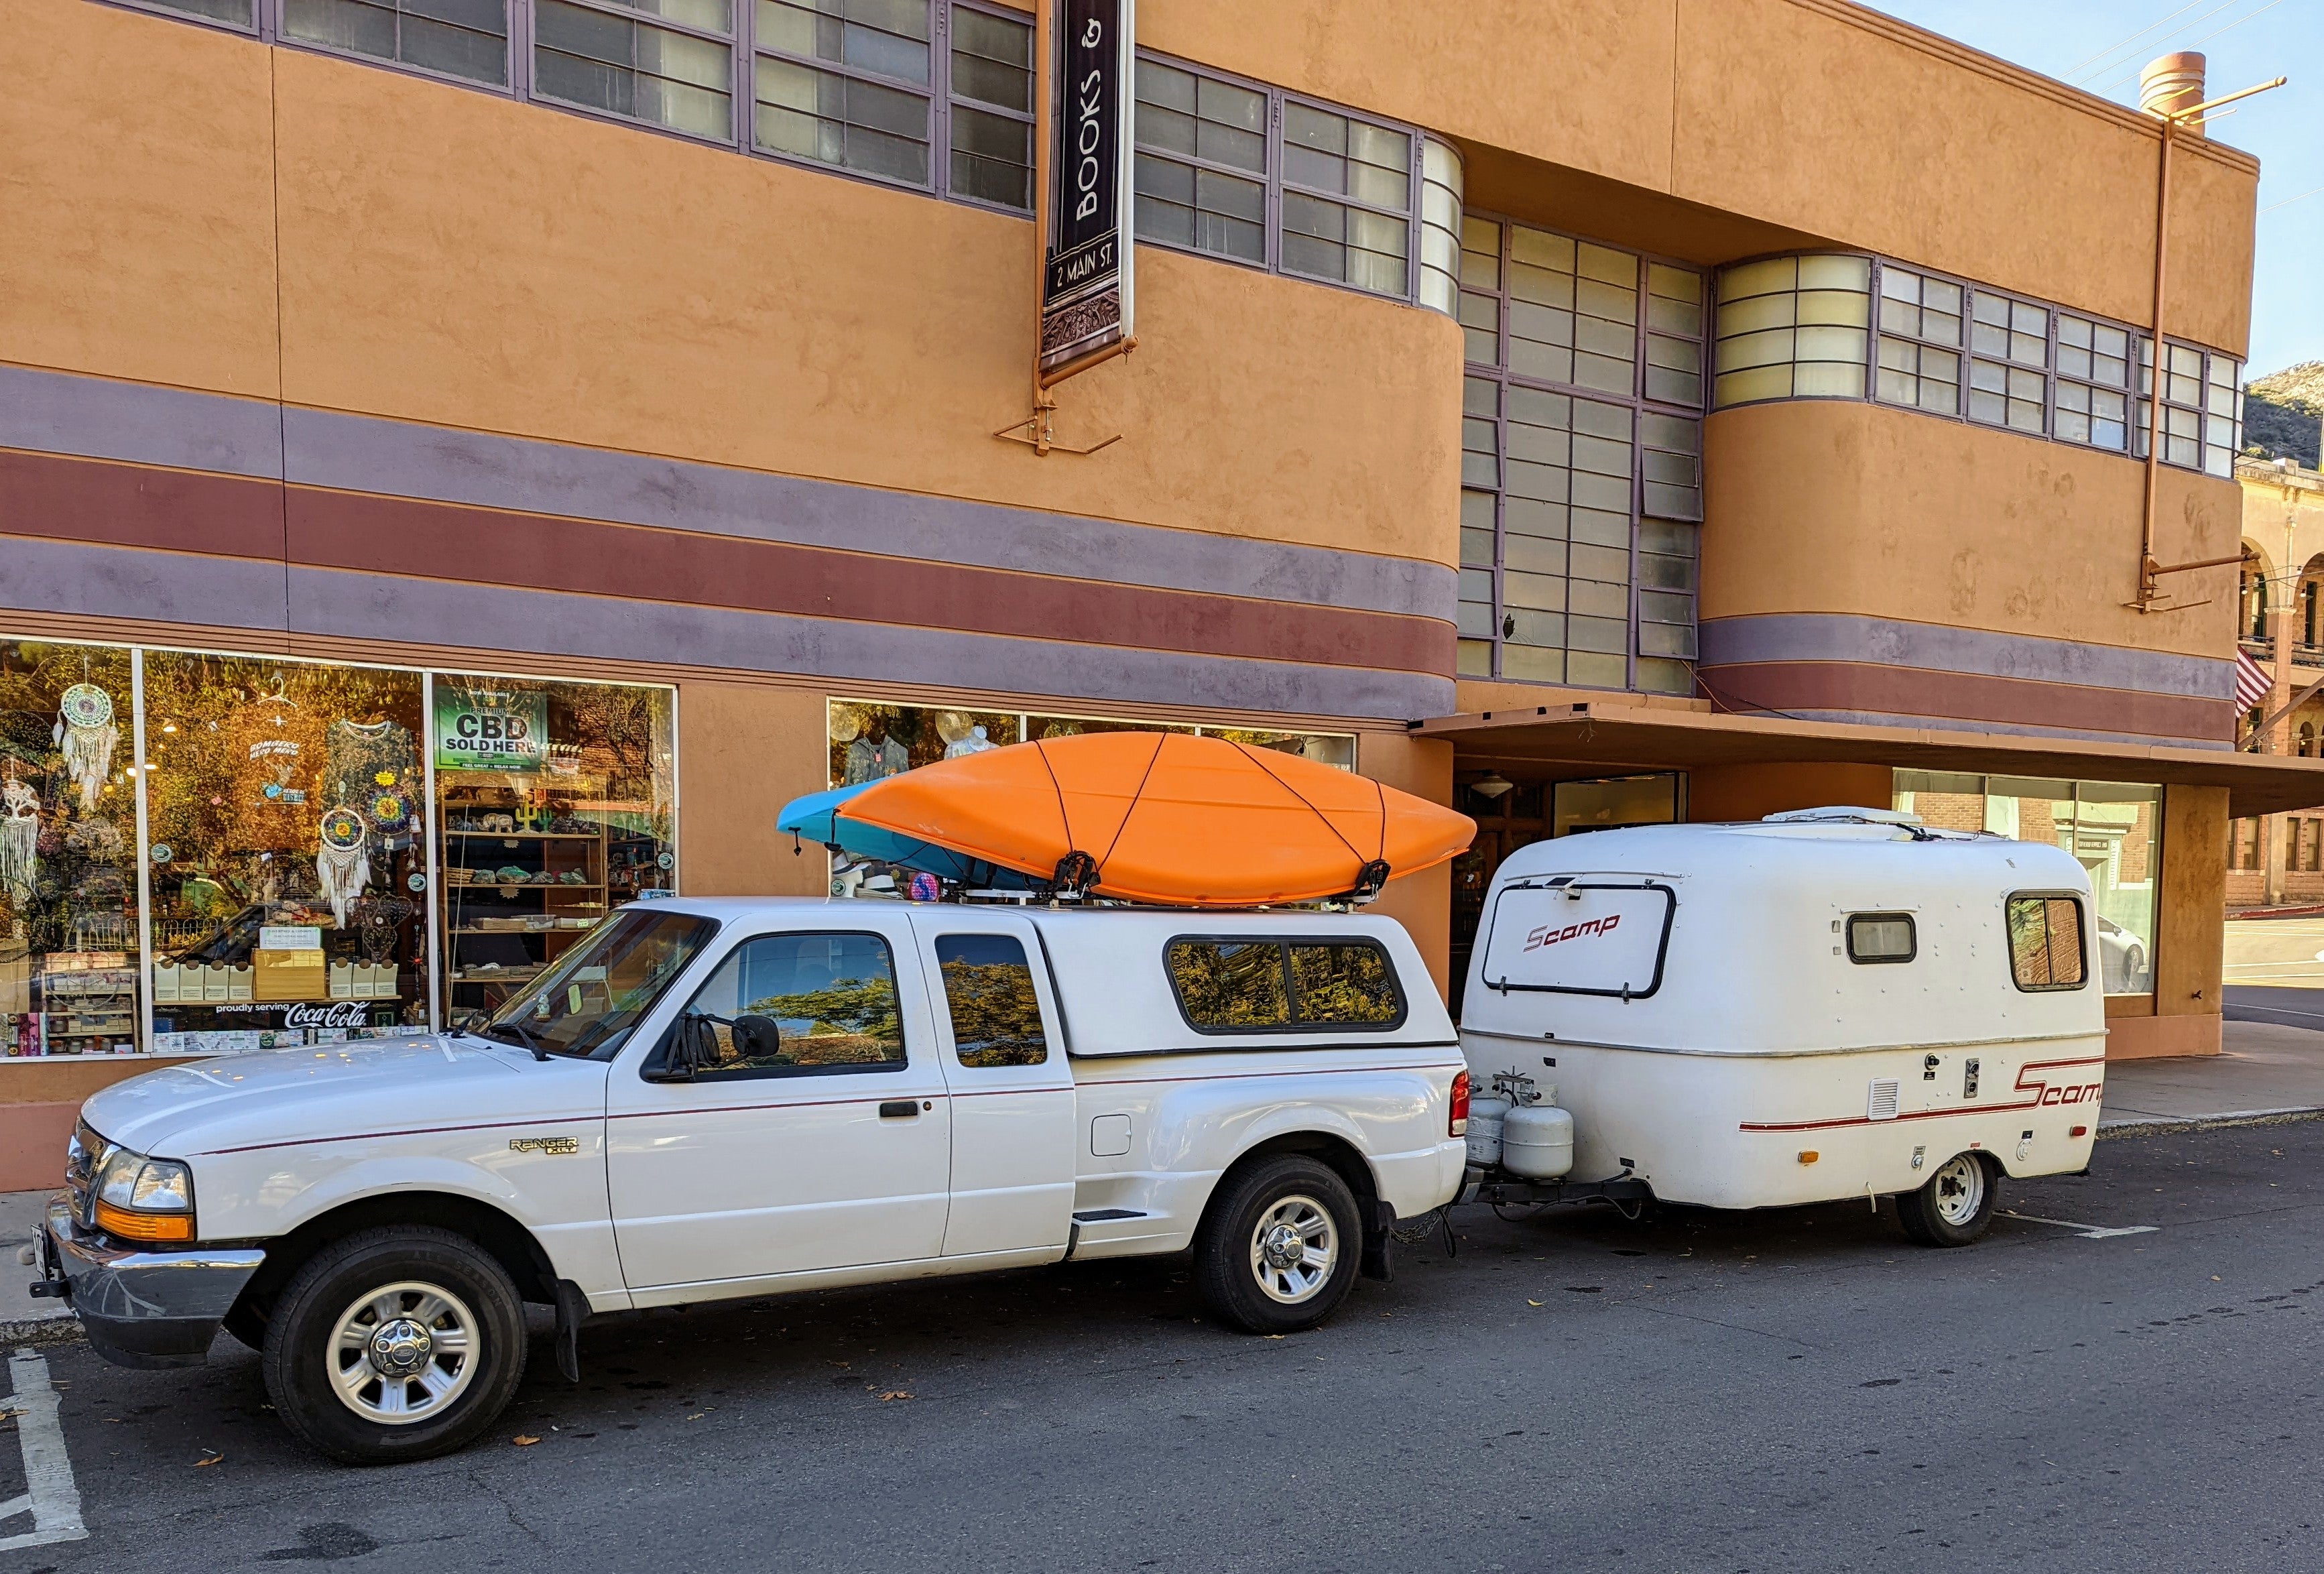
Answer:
283 1002 375 1030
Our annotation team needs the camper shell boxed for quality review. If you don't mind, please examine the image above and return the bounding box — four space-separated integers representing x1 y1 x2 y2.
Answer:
1459 810 2105 1217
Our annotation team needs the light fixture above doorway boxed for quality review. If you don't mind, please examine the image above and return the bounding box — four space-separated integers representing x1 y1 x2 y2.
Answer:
1470 773 1514 800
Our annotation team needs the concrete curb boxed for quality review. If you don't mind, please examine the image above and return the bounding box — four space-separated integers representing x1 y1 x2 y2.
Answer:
0 1313 81 1349
2097 1106 2324 1140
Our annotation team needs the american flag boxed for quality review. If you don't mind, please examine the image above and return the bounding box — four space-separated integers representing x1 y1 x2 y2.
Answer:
2235 649 2274 711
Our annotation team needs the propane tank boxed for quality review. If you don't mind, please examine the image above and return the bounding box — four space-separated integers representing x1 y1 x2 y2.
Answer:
1465 1096 1512 1166
1502 1101 1575 1179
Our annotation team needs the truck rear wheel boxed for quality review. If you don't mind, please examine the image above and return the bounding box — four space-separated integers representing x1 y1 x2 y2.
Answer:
1896 1151 1999 1247
1194 1155 1362 1334
261 1226 528 1465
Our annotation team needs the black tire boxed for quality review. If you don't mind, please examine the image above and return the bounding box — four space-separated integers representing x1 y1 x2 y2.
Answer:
261 1226 528 1465
1896 1151 2000 1247
1193 1155 1363 1334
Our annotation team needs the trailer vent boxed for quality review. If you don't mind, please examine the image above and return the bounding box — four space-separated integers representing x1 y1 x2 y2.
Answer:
1866 1079 1902 1122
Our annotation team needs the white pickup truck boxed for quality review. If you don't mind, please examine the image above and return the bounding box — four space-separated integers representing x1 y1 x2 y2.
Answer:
35 899 1469 1464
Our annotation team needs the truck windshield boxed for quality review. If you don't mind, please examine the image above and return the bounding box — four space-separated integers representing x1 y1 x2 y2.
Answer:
475 908 719 1058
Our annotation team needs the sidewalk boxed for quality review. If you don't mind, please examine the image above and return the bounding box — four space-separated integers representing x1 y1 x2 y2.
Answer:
2097 1015 2324 1136
0 1188 73 1341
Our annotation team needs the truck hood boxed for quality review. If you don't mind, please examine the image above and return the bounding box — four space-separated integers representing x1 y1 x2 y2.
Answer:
80 1034 604 1158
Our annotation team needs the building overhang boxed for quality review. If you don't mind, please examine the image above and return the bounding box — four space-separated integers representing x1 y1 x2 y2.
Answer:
1414 703 2324 819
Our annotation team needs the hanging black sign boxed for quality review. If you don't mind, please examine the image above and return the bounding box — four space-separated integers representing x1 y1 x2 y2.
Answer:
1038 0 1135 381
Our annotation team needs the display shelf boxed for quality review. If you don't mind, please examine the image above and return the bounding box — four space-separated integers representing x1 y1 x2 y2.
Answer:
444 831 609 840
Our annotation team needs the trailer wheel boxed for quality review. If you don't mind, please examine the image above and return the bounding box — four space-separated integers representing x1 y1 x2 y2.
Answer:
1194 1155 1362 1334
261 1226 528 1465
1896 1152 1998 1247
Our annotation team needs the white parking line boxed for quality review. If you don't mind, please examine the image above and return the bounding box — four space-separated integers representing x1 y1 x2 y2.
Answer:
0 1349 86 1553
2003 1211 2159 1240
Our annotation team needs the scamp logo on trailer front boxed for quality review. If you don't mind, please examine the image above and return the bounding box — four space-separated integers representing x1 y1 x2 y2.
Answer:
1523 912 1622 951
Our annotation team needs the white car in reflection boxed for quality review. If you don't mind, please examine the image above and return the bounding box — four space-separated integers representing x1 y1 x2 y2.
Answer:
2096 915 2148 992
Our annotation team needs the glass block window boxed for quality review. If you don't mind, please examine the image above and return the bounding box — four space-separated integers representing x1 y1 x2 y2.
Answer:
1133 60 1267 265
946 3 1030 209
753 0 932 185
1459 213 1707 694
1713 255 1870 406
1968 289 2049 435
536 0 734 141
1416 135 1463 318
1280 101 1412 298
2056 312 2132 452
2205 354 2244 477
1874 265 1961 415
284 0 508 82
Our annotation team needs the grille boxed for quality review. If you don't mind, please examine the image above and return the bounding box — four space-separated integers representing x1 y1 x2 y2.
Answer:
1866 1079 1902 1122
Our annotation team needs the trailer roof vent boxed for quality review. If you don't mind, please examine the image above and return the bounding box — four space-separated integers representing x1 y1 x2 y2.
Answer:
1762 806 1925 827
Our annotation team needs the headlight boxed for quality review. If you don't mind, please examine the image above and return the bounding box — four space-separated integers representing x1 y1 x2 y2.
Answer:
90 1144 196 1244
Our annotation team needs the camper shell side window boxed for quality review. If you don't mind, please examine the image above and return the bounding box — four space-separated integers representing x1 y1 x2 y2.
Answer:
1164 937 1408 1035
2004 893 2088 991
1845 912 1916 964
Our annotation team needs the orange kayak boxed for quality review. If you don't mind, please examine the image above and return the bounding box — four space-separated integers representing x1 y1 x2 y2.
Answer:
837 731 1476 906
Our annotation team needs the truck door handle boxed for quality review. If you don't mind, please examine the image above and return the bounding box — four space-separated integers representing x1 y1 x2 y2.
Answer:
878 1100 921 1118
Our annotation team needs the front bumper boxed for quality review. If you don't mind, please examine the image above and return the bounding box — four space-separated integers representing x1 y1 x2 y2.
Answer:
36 1193 265 1370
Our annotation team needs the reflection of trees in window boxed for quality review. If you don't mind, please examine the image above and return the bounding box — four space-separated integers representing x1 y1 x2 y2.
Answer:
738 974 902 1065
1168 942 1290 1028
1290 943 1400 1022
939 959 1045 1066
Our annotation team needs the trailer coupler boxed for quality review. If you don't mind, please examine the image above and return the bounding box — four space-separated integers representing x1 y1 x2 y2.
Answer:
1457 1167 1654 1210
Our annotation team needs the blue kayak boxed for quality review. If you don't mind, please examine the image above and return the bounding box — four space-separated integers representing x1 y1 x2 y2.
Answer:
777 782 1038 890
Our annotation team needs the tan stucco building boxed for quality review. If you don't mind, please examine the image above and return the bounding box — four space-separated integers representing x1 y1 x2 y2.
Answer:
5 0 2323 1178
2228 452 2324 904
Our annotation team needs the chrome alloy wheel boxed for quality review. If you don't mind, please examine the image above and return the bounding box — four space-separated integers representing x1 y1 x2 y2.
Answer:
1248 1194 1339 1305
1931 1154 1987 1228
326 1280 480 1425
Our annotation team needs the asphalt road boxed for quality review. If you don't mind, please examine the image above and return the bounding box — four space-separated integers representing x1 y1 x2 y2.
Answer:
6 1122 2323 1574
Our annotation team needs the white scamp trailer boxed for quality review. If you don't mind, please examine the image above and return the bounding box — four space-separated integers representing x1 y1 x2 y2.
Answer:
1458 808 2106 1244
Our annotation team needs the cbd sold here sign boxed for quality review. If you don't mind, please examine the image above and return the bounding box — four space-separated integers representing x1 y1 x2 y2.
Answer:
434 686 548 771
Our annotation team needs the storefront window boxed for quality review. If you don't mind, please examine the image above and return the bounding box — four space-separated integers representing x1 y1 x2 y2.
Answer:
1552 773 1684 837
141 652 431 1053
436 674 676 1026
1894 772 2158 995
0 641 140 1057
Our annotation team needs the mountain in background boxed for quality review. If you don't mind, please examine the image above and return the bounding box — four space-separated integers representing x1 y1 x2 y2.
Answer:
2246 361 2323 468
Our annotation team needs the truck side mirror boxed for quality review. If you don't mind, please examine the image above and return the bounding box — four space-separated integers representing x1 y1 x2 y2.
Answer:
646 1014 717 1083
730 1014 783 1063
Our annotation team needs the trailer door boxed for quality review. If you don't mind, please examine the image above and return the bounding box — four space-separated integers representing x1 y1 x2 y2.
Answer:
1477 878 1677 1000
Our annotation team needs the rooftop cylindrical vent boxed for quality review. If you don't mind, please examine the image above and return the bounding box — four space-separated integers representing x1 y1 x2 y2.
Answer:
2139 52 2207 129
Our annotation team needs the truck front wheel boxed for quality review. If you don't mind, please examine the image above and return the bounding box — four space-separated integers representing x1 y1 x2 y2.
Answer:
1194 1155 1363 1334
261 1226 528 1465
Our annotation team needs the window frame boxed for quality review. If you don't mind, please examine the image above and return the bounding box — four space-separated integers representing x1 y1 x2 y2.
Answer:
1873 262 1966 418
529 0 742 146
2002 892 2090 993
941 0 1035 215
1126 47 1426 310
1162 934 1409 1036
748 0 944 190
646 926 914 1081
273 0 517 92
1844 911 1917 965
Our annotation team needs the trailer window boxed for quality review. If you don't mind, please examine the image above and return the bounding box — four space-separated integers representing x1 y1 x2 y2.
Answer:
1166 939 1406 1033
1846 913 1916 964
2005 895 2087 991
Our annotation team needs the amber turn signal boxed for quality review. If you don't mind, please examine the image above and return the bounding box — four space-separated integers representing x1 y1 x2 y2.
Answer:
95 1199 194 1243
1796 1150 1819 1164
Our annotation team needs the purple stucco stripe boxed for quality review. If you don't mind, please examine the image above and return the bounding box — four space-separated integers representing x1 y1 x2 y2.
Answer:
0 362 1455 622
0 534 1453 720
1764 707 2236 753
0 362 282 480
1699 613 2234 702
0 534 290 632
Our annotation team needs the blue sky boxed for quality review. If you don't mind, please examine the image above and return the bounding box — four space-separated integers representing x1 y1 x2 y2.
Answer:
1867 0 2319 376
